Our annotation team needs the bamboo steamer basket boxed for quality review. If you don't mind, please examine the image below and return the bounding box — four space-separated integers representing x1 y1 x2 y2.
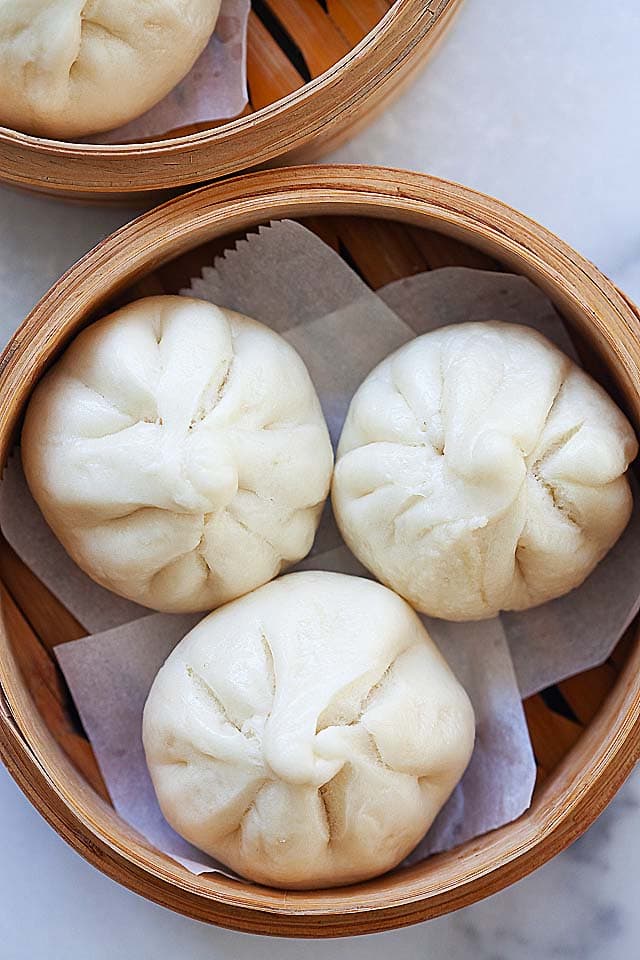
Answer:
1 165 639 937
0 0 459 203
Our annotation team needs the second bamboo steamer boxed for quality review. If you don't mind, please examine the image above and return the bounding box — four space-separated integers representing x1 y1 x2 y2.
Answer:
0 0 459 203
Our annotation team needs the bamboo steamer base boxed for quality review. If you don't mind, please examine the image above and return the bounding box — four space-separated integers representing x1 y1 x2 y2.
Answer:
0 0 460 203
1 166 639 937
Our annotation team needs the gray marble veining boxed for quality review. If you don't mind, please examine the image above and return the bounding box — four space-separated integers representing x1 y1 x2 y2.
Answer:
1 765 639 958
1 0 639 955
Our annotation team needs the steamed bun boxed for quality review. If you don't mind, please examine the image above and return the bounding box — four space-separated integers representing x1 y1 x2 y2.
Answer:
142 571 475 888
0 1 220 138
22 296 333 613
332 321 638 621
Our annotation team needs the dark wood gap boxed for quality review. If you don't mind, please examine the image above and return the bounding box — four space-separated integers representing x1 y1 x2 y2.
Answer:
246 12 305 110
538 686 581 726
337 239 368 285
252 0 312 83
406 225 503 272
333 217 430 288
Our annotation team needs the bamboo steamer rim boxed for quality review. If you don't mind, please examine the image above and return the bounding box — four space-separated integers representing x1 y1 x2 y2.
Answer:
0 0 459 198
1 165 639 937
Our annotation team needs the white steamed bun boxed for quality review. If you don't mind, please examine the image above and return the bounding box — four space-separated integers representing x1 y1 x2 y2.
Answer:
22 296 333 613
142 571 475 888
332 321 638 621
0 0 220 138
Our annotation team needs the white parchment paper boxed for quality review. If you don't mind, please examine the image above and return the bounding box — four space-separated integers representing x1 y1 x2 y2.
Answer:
4 219 637 878
409 618 534 858
188 224 414 447
83 0 250 145
55 614 227 875
376 270 640 698
54 604 532 874
0 457 146 633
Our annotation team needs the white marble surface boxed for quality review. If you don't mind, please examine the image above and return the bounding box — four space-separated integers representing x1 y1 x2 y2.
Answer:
1 0 639 955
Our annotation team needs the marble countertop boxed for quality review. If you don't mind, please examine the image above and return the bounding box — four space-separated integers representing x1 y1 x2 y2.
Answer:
1 0 639 956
